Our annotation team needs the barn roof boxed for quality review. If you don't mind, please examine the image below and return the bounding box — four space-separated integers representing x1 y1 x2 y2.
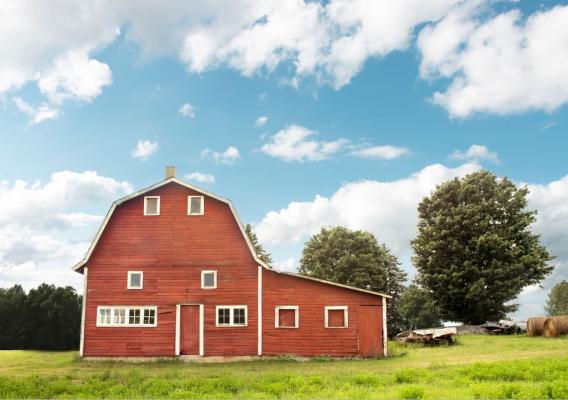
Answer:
71 176 390 299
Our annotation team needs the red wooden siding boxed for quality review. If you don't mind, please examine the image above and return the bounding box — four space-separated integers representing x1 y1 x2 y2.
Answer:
83 182 258 357
262 270 384 357
81 180 385 358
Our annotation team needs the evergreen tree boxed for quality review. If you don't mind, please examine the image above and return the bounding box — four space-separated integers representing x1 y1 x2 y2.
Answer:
245 224 273 265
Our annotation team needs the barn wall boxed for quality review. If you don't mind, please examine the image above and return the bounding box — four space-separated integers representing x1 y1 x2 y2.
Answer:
83 182 259 357
262 270 384 357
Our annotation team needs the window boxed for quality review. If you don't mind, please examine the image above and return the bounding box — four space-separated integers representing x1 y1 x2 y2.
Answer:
96 306 157 327
275 306 299 328
201 270 217 289
325 306 348 328
216 305 247 327
144 196 160 216
129 309 141 325
188 196 204 215
127 271 143 289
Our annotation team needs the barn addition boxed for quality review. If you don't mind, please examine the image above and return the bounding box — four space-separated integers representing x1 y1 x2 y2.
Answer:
73 167 390 359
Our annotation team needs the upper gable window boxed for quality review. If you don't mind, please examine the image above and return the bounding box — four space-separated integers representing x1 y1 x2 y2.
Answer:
188 196 204 215
144 196 160 216
128 271 143 289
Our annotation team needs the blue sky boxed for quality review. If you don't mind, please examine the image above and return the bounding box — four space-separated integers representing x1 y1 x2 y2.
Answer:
1 0 567 319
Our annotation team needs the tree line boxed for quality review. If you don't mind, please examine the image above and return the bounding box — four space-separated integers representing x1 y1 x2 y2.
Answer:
0 284 81 350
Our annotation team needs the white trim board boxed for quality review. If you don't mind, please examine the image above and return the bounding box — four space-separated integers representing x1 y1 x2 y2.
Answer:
382 297 388 357
79 267 88 357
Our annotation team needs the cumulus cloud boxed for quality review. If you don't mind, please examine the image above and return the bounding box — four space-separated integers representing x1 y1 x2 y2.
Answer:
178 102 195 118
131 139 159 161
450 144 500 164
201 146 241 165
255 116 268 127
256 162 480 251
261 125 348 162
351 145 410 160
0 171 133 290
3 2 568 119
419 5 568 117
184 172 216 184
13 97 59 125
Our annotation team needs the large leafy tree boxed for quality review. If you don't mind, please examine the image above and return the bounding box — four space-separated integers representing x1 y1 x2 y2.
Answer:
545 280 568 316
412 170 553 324
399 284 442 331
245 224 272 265
299 226 407 335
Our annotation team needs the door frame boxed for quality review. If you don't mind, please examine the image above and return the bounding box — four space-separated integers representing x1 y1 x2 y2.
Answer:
175 303 204 356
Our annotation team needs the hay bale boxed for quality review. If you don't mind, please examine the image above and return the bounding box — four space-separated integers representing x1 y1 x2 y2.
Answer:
543 316 568 338
527 317 547 336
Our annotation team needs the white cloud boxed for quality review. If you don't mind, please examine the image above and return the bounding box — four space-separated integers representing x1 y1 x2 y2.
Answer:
184 172 216 184
0 171 133 290
13 97 60 125
131 139 159 161
261 125 348 162
255 116 268 127
450 144 500 164
178 102 195 118
256 162 480 251
274 257 297 273
351 145 410 160
419 5 568 117
201 146 241 165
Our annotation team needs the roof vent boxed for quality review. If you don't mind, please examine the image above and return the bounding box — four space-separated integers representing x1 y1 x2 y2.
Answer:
165 166 176 179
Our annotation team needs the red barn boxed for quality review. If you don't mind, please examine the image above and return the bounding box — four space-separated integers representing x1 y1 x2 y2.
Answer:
73 167 389 359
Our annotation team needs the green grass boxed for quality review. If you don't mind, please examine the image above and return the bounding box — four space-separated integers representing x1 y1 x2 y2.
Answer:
1 336 568 399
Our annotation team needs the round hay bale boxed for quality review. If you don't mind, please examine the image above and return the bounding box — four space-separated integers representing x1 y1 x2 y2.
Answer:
527 317 547 336
543 316 568 338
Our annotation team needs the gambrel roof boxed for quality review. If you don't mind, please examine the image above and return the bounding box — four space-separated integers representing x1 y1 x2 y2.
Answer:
71 177 390 299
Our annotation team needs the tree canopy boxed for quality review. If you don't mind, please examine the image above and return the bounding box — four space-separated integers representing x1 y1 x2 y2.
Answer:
299 226 407 334
245 224 272 265
411 170 553 324
545 280 568 316
0 284 82 350
399 284 442 330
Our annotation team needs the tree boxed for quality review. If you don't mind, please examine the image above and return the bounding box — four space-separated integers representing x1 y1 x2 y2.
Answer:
399 284 442 331
245 224 272 265
0 284 82 350
545 280 568 316
299 226 407 335
411 170 553 324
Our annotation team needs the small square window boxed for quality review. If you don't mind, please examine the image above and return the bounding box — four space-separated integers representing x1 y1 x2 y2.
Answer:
144 196 160 216
99 308 112 325
113 308 126 325
217 308 230 325
143 309 156 325
201 270 217 289
188 196 204 215
325 306 348 328
129 309 141 325
275 306 299 328
233 308 246 325
128 271 143 289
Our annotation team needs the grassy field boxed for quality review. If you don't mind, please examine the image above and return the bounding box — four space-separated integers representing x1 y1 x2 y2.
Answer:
1 335 568 399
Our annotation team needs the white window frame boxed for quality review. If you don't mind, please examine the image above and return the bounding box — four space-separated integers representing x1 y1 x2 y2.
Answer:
201 270 217 289
127 271 143 290
215 305 248 327
324 306 348 329
275 306 299 329
144 196 160 216
96 306 158 327
187 196 205 216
